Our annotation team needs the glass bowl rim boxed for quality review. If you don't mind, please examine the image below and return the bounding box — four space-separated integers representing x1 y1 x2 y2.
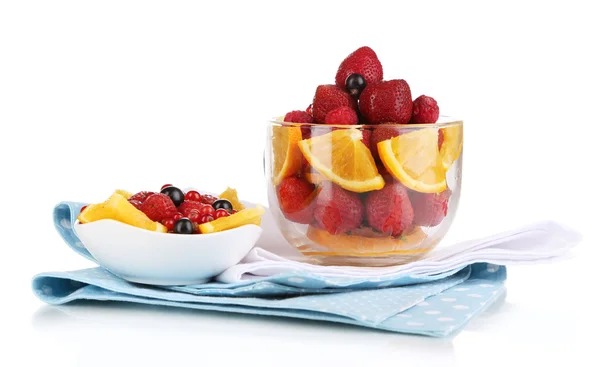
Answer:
268 115 463 129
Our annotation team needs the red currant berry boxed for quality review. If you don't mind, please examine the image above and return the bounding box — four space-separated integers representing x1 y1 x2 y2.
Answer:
185 190 202 202
173 213 184 221
199 205 215 217
199 215 214 224
231 209 238 215
214 209 230 218
161 184 173 191
188 210 201 223
162 218 175 231
80 205 88 213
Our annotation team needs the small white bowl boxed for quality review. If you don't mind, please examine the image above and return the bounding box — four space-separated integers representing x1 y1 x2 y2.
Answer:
74 219 262 286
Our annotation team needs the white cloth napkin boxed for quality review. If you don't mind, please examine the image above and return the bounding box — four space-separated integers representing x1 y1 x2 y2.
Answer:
217 212 581 283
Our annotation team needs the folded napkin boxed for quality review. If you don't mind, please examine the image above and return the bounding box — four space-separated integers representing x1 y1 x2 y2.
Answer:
32 201 581 337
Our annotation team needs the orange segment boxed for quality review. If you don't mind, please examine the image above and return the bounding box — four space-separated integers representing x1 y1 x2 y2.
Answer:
272 125 303 185
439 124 463 169
199 205 265 234
78 192 167 233
298 129 384 193
305 225 432 256
378 129 447 193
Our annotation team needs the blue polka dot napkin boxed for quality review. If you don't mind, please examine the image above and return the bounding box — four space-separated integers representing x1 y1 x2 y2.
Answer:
31 201 579 337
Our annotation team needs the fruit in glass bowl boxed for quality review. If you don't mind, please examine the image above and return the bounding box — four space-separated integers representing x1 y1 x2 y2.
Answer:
264 46 463 266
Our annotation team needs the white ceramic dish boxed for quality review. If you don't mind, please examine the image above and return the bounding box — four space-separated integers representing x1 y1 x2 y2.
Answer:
74 219 262 286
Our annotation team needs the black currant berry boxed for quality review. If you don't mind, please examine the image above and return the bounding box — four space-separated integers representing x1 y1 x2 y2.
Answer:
345 74 366 97
161 186 185 206
212 199 233 213
174 218 194 234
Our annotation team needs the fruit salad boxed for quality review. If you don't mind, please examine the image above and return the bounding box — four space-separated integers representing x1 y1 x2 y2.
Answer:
78 185 264 235
267 46 463 264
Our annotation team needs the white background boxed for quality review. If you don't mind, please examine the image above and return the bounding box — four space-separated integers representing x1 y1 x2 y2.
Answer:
1 0 599 366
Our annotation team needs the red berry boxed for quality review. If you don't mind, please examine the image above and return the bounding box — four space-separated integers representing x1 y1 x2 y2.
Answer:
312 84 357 124
313 183 364 235
188 210 202 224
140 193 179 222
231 209 238 214
199 194 218 205
369 126 405 161
359 79 413 124
306 104 313 116
178 200 205 217
409 189 451 227
365 181 414 236
410 95 439 124
162 218 175 231
129 200 143 210
277 176 318 224
335 46 383 92
324 106 359 125
160 184 173 191
284 110 314 124
199 205 215 217
128 191 154 203
199 215 214 224
173 213 184 221
214 209 230 218
185 190 202 202
80 205 87 213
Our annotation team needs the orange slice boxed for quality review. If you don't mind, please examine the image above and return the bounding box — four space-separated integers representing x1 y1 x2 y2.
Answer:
199 206 265 234
78 193 167 233
298 129 384 193
439 124 463 169
218 187 245 211
305 225 432 256
378 129 447 193
272 125 303 185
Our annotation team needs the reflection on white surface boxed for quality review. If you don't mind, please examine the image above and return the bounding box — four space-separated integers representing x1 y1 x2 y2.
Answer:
29 293 512 367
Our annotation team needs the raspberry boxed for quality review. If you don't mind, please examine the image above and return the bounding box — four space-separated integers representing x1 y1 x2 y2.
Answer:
178 200 210 217
129 200 143 210
359 79 413 124
324 106 359 125
199 194 218 205
277 176 317 224
410 95 439 124
312 84 357 124
128 191 154 203
284 110 314 124
335 47 383 92
313 183 364 235
140 193 179 222
365 181 414 236
409 189 451 227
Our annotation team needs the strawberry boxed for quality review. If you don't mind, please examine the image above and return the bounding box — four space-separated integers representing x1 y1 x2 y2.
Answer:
277 176 318 224
178 200 211 217
324 106 359 125
365 180 414 236
313 183 364 235
284 110 314 124
410 95 439 124
128 191 154 203
409 189 451 227
312 85 357 124
335 46 383 92
140 193 179 222
369 126 404 161
359 79 413 124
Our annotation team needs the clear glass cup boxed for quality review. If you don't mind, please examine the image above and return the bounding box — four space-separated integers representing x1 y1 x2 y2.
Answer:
265 117 463 266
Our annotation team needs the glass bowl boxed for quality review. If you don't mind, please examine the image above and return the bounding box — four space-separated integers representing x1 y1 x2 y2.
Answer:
265 117 463 266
